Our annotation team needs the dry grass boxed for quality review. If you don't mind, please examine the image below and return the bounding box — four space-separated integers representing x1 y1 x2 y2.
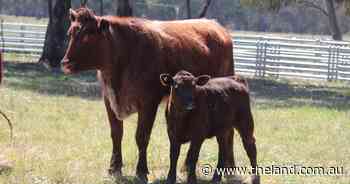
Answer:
0 60 349 184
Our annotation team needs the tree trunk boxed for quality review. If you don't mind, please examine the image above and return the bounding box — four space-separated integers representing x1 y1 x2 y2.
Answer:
198 0 212 18
116 0 133 16
39 0 71 68
81 0 88 6
325 0 342 40
186 0 191 18
100 0 104 15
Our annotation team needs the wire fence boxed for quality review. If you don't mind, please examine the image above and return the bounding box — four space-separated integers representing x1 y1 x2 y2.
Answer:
1 21 350 81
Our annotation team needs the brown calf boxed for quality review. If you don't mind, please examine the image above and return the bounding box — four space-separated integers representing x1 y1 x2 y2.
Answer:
160 71 259 184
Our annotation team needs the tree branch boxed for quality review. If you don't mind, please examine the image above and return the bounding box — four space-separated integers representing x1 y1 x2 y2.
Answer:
198 0 212 18
81 0 88 6
0 110 13 140
300 0 329 17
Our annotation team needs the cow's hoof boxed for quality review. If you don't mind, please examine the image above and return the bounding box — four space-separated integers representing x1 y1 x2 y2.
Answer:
135 173 148 184
108 168 122 178
251 175 260 184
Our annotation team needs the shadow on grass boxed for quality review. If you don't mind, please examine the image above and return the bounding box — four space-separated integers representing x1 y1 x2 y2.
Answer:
3 61 350 109
247 78 350 110
108 176 244 184
3 61 101 100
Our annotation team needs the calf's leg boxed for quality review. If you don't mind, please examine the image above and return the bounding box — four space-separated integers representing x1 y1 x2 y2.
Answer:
135 101 160 183
237 112 260 184
166 140 181 184
105 98 123 176
184 140 204 184
225 129 236 169
212 135 226 183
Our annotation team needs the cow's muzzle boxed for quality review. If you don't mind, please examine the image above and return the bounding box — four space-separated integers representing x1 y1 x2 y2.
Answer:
61 59 75 74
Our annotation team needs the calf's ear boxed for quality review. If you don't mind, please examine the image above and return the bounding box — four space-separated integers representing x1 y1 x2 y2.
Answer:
98 19 110 34
160 74 174 87
196 75 211 86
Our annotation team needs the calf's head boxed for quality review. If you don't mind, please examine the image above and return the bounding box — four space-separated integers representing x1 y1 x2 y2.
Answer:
62 7 111 74
160 71 210 112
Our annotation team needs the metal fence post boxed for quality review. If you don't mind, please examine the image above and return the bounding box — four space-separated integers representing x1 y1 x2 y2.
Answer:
334 46 340 80
0 20 4 52
262 40 267 77
327 45 332 81
255 39 261 77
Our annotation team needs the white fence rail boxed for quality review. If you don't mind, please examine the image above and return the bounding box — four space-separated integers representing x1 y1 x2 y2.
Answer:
1 21 350 81
233 34 350 81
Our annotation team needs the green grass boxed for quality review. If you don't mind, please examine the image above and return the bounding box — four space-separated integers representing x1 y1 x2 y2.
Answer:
0 60 349 184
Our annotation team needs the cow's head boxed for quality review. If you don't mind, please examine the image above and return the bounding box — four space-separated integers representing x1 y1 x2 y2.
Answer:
160 70 210 112
62 7 111 74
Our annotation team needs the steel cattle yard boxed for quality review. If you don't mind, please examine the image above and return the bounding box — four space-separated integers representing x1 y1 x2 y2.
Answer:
1 21 350 81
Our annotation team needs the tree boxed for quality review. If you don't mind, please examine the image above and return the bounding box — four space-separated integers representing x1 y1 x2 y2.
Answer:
198 0 212 18
324 0 342 40
186 0 213 19
39 0 71 68
81 0 88 6
186 0 191 18
116 0 133 16
100 0 104 15
240 0 345 40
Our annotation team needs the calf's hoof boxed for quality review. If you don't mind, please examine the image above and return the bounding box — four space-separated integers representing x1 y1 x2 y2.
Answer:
187 176 197 184
165 176 176 184
135 173 148 184
243 175 260 184
211 173 222 184
225 174 242 184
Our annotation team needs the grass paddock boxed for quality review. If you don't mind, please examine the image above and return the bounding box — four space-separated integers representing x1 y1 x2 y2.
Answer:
0 60 349 184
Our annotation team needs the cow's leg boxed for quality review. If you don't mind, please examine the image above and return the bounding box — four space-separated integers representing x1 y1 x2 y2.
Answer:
237 111 260 184
212 135 226 183
166 140 181 184
135 101 160 183
104 98 123 177
184 140 204 184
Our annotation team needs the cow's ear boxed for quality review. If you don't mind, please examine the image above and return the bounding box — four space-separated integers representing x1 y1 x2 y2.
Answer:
196 75 211 86
98 19 110 34
160 74 174 87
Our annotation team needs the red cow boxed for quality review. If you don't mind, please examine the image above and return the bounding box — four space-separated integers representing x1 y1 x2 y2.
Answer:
62 7 234 182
